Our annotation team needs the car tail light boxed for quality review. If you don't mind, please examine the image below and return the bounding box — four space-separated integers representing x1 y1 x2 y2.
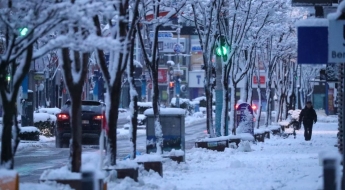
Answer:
57 113 69 121
93 115 103 120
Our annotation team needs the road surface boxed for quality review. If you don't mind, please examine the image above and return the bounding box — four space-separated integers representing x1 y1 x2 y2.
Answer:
14 121 207 183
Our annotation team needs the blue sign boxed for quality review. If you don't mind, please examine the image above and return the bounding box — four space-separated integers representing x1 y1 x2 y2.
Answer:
236 103 254 135
191 46 202 52
297 26 328 64
149 32 173 38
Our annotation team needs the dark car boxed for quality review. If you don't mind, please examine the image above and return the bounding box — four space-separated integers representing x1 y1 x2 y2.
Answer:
55 100 105 148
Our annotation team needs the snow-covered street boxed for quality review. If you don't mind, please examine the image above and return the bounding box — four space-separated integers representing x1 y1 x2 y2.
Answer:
15 113 339 190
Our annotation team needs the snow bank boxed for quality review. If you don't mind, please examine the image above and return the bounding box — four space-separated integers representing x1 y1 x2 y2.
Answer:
20 182 74 190
170 97 191 106
166 149 184 157
20 126 40 133
33 112 56 123
40 166 81 180
137 102 152 107
144 108 186 115
135 154 162 162
38 108 61 115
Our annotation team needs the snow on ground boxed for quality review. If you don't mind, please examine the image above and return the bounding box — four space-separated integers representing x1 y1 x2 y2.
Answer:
15 112 341 190
108 120 340 190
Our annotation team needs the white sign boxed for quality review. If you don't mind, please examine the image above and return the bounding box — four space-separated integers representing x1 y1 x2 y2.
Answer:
154 38 186 53
328 20 345 63
149 31 173 38
188 71 204 88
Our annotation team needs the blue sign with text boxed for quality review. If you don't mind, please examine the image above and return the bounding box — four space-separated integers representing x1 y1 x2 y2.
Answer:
297 26 328 64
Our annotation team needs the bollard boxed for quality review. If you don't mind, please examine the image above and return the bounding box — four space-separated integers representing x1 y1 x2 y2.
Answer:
82 171 97 190
323 158 337 190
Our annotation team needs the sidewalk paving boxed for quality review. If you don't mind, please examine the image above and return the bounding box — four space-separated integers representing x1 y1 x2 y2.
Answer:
108 121 339 190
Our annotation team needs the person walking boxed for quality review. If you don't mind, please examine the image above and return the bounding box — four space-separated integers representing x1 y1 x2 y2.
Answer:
299 101 317 141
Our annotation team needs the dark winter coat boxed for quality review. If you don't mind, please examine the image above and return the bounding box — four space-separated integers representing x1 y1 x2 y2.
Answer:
299 106 317 126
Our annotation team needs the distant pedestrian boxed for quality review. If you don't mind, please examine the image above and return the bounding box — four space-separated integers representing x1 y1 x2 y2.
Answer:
299 101 317 141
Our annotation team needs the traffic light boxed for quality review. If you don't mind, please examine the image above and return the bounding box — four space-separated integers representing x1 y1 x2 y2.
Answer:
215 36 229 61
19 27 28 36
169 82 175 89
6 74 10 82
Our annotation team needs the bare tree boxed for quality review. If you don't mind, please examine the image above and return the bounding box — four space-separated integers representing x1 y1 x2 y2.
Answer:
0 0 64 169
56 0 111 172
137 0 186 151
218 0 276 135
181 0 220 137
93 0 141 164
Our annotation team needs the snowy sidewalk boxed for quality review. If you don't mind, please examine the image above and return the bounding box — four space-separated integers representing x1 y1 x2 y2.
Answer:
108 122 339 190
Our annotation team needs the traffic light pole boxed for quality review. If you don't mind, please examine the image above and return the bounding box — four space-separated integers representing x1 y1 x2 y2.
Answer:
215 56 222 136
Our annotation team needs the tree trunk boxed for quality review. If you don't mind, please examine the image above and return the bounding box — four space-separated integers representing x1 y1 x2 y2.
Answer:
205 84 214 137
107 77 122 165
264 83 272 126
254 87 262 129
230 86 237 134
0 99 17 169
69 92 82 172
128 29 138 159
151 68 163 153
61 49 89 172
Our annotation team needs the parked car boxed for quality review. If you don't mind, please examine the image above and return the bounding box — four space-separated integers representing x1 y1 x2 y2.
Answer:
55 100 105 148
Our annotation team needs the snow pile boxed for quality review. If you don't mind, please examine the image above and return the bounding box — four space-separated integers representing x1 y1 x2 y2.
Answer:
238 141 252 152
33 112 56 123
38 108 61 115
288 109 301 120
40 166 81 180
20 182 74 190
20 126 40 133
144 108 186 115
170 97 191 106
254 128 265 135
135 154 162 162
191 96 206 106
137 102 152 108
166 149 184 157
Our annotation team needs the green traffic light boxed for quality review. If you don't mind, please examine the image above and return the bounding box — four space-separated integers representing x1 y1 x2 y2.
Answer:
216 46 228 56
6 75 10 82
19 27 28 36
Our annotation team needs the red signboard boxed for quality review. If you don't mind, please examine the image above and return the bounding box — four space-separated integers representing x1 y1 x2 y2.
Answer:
253 76 265 84
158 68 168 83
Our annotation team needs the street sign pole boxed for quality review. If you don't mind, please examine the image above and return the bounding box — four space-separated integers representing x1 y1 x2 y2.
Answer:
342 64 345 187
328 6 345 187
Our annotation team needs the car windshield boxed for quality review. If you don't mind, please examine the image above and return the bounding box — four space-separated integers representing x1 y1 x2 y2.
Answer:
82 105 101 112
82 101 102 112
64 100 103 112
